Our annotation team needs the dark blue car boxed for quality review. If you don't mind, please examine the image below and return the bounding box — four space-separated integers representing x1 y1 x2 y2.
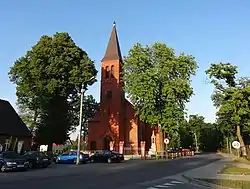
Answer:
55 151 89 164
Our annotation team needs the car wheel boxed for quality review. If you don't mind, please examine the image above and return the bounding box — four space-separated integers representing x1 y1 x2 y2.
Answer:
107 158 111 164
0 165 6 172
42 164 48 168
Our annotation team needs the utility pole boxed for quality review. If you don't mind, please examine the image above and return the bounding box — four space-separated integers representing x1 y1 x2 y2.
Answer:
76 83 85 165
76 76 95 165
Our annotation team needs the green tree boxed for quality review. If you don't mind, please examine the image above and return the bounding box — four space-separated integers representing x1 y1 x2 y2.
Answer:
17 97 43 135
123 42 198 151
73 95 99 141
206 63 250 156
179 120 193 149
199 123 223 152
9 32 97 150
188 114 205 152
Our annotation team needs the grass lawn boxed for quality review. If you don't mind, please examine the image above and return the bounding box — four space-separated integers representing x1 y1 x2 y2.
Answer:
199 178 250 189
220 164 250 175
233 157 250 165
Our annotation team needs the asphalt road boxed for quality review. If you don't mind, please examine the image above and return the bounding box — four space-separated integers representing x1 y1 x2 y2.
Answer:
0 154 220 189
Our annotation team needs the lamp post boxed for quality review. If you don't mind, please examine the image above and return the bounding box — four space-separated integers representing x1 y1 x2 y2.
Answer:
76 83 86 165
76 76 95 165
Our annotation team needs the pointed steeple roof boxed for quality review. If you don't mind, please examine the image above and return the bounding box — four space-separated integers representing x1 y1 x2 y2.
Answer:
101 21 122 62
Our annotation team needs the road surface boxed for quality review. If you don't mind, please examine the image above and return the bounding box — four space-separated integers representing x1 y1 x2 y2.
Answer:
0 154 219 189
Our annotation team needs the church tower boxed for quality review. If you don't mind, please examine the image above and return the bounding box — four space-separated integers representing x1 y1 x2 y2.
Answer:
88 22 154 152
100 22 125 150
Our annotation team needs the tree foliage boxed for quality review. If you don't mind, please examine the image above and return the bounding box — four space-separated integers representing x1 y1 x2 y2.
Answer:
206 63 250 132
188 114 205 134
9 32 97 147
206 62 250 156
72 95 99 137
199 123 223 152
179 120 193 149
187 114 205 151
178 116 223 152
123 42 198 132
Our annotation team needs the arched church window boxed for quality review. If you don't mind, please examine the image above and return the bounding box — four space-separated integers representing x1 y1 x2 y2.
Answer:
111 65 115 78
105 66 110 78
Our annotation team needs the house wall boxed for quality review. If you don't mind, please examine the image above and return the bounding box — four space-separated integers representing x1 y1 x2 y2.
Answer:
124 100 138 153
139 122 153 151
88 121 103 150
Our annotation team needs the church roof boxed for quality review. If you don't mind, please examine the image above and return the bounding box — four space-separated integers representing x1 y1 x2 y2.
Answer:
101 22 122 62
0 99 32 137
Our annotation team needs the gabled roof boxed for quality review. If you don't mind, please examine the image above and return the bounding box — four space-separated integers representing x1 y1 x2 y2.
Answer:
101 21 122 62
0 99 32 137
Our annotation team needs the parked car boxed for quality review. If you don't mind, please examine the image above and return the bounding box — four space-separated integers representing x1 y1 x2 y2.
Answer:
55 151 89 164
22 151 51 169
89 150 124 163
0 151 29 172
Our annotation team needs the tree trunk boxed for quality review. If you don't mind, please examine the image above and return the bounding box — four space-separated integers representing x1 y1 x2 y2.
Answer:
246 145 250 159
194 132 199 152
226 136 229 153
229 134 232 154
236 125 247 157
158 124 164 159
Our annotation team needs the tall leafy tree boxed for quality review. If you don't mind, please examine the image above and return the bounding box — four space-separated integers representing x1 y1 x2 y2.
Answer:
9 32 97 150
123 42 198 151
206 63 250 156
188 114 205 152
179 120 193 149
17 101 38 132
73 95 99 141
199 123 223 152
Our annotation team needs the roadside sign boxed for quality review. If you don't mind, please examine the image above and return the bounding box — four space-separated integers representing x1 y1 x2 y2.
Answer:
232 141 240 149
164 138 170 145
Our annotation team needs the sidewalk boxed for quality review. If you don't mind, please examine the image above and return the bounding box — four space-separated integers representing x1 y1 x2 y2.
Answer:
182 155 250 188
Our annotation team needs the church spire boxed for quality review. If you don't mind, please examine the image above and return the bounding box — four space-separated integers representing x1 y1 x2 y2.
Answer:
101 22 122 62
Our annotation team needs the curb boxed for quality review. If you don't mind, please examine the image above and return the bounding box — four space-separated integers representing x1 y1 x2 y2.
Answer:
182 174 235 189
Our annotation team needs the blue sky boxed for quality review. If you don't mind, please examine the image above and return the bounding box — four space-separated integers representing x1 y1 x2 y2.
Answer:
1 0 250 125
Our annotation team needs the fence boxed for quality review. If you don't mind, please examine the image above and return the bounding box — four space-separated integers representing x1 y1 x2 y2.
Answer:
122 146 195 160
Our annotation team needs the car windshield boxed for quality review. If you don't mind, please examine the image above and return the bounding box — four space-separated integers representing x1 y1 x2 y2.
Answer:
24 151 36 156
69 152 77 156
39 152 47 156
3 152 19 159
62 152 69 156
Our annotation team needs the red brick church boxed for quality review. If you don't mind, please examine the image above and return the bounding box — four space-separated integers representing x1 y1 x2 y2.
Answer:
87 23 162 154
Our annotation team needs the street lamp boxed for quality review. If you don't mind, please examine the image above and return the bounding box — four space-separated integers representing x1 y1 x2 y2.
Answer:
76 77 94 165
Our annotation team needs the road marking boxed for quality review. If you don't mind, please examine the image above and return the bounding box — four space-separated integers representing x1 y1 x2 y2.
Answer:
155 185 169 188
163 183 174 186
146 187 158 189
171 180 183 184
